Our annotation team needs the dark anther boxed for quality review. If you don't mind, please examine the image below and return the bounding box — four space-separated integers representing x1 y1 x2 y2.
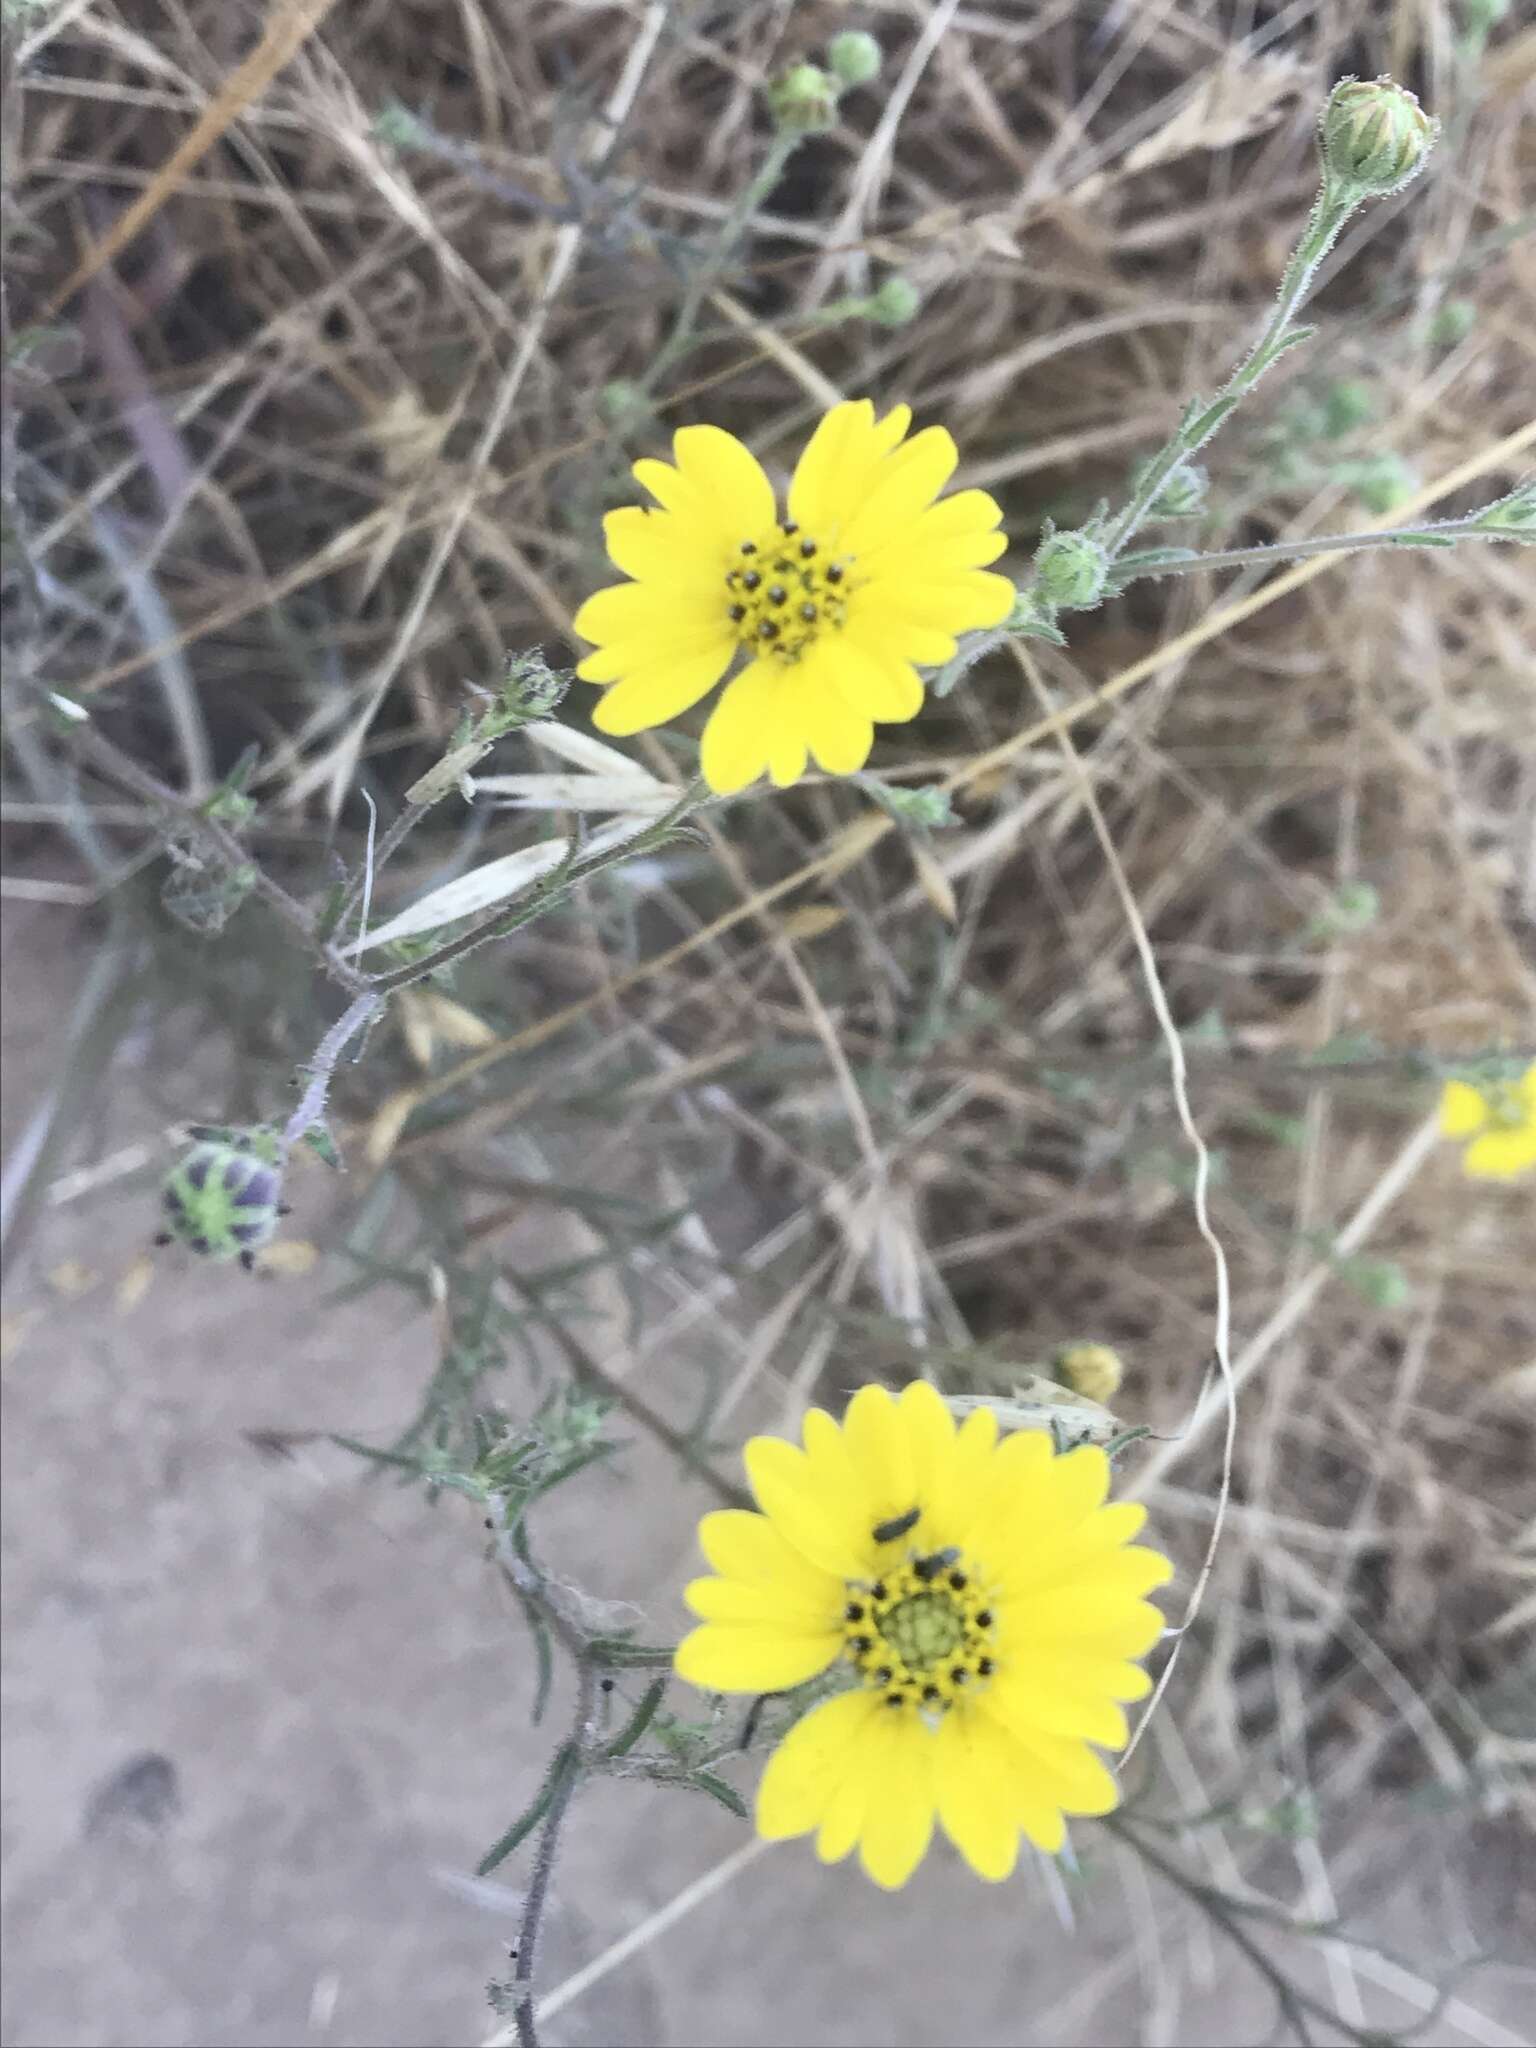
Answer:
153 1231 174 1247
600 1678 615 1693
800 537 817 557
728 604 746 622
922 1684 941 1703
189 1236 212 1256
977 1656 995 1677
951 1667 968 1685
742 570 761 591
871 1581 888 1602
949 1570 968 1591
826 562 844 583
849 1634 872 1655
758 621 779 640
975 1608 993 1629
845 1602 865 1622
800 602 818 622
773 558 791 573
238 1250 257 1273
885 1693 904 1708
726 570 739 587
768 584 787 604
740 540 757 555
872 1507 920 1545
781 520 799 535
874 1665 893 1685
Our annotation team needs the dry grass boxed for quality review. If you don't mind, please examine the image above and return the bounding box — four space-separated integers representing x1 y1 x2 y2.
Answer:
3 0 1534 2037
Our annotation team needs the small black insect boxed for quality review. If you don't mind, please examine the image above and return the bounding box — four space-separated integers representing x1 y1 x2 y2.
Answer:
912 1547 961 1583
872 1506 921 1545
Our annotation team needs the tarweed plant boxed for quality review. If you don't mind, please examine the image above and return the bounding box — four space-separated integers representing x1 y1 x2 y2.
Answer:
4 13 1532 2048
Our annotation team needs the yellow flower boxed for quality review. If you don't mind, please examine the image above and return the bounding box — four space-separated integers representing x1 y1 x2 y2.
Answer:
674 1382 1172 1889
573 401 1014 795
1438 1063 1536 1182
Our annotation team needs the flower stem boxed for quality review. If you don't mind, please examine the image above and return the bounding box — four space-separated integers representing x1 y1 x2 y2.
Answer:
281 989 384 1149
1115 507 1528 583
1100 185 1358 560
637 129 803 394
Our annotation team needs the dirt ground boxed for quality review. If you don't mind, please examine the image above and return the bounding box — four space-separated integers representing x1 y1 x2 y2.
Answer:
3 905 1532 2048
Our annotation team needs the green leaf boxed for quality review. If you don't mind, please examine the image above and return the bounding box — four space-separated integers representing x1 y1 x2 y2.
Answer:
687 1770 748 1819
301 1122 345 1171
475 1744 577 1876
604 1677 668 1759
588 1637 680 1670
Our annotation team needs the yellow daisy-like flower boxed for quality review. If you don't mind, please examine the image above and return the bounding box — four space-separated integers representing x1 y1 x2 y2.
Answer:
674 1382 1172 1889
1437 1063 1536 1182
573 401 1014 795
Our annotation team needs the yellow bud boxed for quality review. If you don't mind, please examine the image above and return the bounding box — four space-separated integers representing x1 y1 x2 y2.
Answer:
1053 1343 1125 1405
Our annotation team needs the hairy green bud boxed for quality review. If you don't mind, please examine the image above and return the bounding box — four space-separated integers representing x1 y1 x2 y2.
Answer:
154 1126 286 1271
868 275 921 327
1032 528 1110 610
769 62 838 134
827 30 882 88
1319 77 1437 198
1472 480 1536 541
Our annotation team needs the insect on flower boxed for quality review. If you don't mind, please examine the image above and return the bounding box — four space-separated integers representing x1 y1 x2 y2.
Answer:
573 400 1014 795
154 1125 289 1272
674 1381 1172 1888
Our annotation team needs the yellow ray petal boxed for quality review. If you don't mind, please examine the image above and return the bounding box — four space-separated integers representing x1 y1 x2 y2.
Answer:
699 659 781 795
674 1621 841 1694
841 1384 917 1533
756 1689 881 1840
601 506 729 587
742 1435 869 1577
1463 1125 1536 1181
934 1707 1022 1881
838 426 959 557
683 1574 842 1631
788 400 910 536
828 636 924 722
982 1706 1122 1815
857 1712 937 1889
671 424 777 536
697 1509 844 1602
1438 1079 1490 1138
783 654 874 777
591 641 734 732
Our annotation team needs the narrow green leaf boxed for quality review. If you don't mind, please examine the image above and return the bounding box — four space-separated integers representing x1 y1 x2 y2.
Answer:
688 1770 748 1819
475 1743 577 1876
605 1677 668 1759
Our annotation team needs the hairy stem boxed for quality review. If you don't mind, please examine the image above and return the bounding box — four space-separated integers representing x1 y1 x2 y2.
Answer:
637 130 802 394
1101 185 1357 559
282 990 384 1148
1118 508 1531 582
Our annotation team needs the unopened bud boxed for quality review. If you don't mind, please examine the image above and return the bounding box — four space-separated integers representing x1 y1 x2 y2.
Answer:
868 275 921 327
1032 528 1110 610
769 62 838 134
1428 297 1475 349
1319 77 1437 198
1053 1344 1125 1405
1473 480 1536 541
827 30 882 88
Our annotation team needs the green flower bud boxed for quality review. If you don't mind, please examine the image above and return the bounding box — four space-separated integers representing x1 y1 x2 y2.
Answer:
1032 528 1110 610
868 275 921 327
827 29 882 88
769 62 838 134
1319 77 1437 198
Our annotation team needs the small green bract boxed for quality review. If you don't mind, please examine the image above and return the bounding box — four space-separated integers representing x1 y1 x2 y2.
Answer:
155 1126 286 1271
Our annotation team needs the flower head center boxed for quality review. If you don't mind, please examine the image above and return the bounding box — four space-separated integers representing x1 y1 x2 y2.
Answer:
724 524 850 665
842 1527 998 1716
